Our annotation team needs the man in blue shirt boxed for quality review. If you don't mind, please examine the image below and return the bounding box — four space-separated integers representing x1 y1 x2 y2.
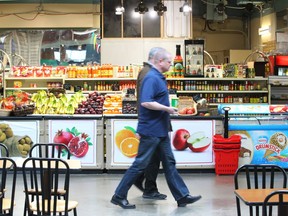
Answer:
134 47 167 200
111 47 201 209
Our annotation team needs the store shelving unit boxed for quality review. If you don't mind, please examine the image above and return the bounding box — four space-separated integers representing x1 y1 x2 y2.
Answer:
3 75 270 105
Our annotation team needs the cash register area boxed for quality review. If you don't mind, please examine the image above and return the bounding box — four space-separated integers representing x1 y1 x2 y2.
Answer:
9 172 253 216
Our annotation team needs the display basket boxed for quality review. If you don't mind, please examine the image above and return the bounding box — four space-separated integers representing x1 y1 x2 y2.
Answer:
213 134 242 144
213 148 240 175
213 143 241 149
0 109 12 116
11 104 35 116
177 96 197 116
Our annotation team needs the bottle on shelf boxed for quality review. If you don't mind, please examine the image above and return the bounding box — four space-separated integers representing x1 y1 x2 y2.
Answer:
174 45 184 78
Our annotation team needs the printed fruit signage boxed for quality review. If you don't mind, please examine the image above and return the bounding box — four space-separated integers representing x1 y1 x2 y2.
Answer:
115 126 139 158
111 119 215 167
53 127 92 158
0 121 39 158
49 120 97 167
170 120 214 165
172 130 210 152
111 119 139 165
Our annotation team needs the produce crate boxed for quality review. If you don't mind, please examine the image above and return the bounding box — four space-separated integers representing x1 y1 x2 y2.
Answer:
177 96 197 115
0 109 12 116
122 100 137 114
11 104 35 116
213 148 240 175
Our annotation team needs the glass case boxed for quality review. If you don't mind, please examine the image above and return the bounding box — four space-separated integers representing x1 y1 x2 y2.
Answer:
184 39 204 77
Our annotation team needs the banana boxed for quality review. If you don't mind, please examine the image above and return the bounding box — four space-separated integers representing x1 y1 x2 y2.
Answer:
66 104 75 115
46 107 55 114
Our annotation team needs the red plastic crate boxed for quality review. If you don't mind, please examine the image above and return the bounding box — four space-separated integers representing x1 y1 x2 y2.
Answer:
213 134 241 144
213 148 240 175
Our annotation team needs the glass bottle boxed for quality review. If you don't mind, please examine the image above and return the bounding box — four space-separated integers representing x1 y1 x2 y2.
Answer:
174 45 183 77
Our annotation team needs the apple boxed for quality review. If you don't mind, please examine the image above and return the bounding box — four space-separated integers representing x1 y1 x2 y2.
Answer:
172 129 190 150
188 137 211 152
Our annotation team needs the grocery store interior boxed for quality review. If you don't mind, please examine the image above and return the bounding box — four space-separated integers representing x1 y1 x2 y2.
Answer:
1 0 288 216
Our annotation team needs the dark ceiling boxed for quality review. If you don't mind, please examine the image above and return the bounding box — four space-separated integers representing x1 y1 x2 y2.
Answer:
0 0 286 19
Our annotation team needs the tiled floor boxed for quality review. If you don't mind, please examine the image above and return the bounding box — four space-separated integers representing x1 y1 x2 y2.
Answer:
11 171 244 216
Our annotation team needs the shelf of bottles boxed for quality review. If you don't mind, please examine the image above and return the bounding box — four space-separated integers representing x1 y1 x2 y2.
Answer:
167 78 269 104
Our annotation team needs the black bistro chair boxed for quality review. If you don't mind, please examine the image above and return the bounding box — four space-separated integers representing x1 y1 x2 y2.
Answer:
23 143 71 216
234 164 287 216
262 190 288 216
0 157 17 216
0 143 9 157
22 157 78 216
28 143 71 159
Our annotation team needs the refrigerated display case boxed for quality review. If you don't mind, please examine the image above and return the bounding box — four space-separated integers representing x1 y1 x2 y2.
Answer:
269 76 288 104
184 39 204 77
218 104 288 168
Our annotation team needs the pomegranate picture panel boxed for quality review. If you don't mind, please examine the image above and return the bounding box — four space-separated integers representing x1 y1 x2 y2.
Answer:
48 119 98 167
170 119 215 166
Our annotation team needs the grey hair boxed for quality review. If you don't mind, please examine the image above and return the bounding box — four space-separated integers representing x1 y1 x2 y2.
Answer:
148 47 166 61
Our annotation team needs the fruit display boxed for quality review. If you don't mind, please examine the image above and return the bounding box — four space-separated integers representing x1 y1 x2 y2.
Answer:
0 90 33 116
122 89 137 114
177 96 198 116
103 94 122 114
115 126 139 157
52 127 92 158
172 129 210 153
178 106 197 115
31 90 86 114
0 123 33 157
74 91 104 114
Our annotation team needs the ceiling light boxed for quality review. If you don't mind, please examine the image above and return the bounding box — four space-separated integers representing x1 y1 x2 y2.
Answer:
115 6 125 15
154 0 167 16
180 0 192 16
135 1 148 14
216 3 226 15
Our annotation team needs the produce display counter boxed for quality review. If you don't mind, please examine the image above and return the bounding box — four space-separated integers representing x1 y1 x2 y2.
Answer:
1 114 226 170
105 114 223 170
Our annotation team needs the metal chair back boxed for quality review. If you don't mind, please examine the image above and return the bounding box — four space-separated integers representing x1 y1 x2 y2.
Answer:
234 164 287 216
22 157 77 216
0 157 17 216
262 190 288 216
29 143 70 159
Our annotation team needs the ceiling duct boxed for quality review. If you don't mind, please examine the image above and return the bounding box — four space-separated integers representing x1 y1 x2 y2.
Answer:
204 0 227 22
237 0 267 5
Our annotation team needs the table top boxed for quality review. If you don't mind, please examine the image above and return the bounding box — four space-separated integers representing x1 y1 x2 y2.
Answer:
235 188 288 206
15 158 81 170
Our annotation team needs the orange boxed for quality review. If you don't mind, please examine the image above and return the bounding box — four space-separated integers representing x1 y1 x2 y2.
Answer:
115 129 136 148
119 137 139 158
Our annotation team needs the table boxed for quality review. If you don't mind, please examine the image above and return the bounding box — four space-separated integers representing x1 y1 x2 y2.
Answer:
235 188 288 216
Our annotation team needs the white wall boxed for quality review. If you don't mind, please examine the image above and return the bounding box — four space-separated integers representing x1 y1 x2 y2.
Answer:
101 38 185 65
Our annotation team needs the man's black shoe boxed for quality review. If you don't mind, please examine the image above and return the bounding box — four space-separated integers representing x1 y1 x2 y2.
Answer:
142 192 167 200
177 195 202 207
111 195 136 209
